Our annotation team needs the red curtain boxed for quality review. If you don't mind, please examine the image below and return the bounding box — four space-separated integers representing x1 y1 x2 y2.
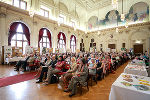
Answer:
22 23 30 45
47 29 52 48
38 28 44 47
70 35 76 48
8 22 30 45
58 32 66 44
38 28 52 48
8 22 18 45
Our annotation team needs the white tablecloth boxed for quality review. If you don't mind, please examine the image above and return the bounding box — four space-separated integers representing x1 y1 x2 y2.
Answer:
109 73 150 100
124 64 148 76
5 57 25 64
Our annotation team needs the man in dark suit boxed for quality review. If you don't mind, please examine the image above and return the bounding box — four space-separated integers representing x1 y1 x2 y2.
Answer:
14 54 31 71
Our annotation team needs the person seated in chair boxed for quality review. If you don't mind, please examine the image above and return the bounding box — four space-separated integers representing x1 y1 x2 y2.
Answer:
88 58 97 75
36 55 56 83
96 57 103 80
60 57 78 89
64 58 88 97
14 54 31 71
44 56 65 85
40 54 48 66
21 54 36 72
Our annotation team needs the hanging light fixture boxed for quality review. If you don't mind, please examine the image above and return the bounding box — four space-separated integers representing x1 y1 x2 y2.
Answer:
85 1 88 34
74 4 77 31
98 3 100 30
29 0 35 17
125 21 128 28
121 14 125 21
121 0 125 21
116 16 119 33
125 0 128 28
112 0 118 9
57 0 60 26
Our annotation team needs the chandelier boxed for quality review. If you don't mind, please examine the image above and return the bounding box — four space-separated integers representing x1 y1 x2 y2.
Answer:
121 0 125 21
121 14 125 21
112 0 118 9
74 4 77 31
57 0 61 26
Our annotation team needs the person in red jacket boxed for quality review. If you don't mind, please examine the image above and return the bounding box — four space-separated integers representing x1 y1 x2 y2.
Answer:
44 56 65 84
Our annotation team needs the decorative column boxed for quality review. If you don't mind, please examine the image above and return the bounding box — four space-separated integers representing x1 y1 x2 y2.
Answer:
66 32 70 51
52 29 58 53
0 7 7 46
32 18 38 47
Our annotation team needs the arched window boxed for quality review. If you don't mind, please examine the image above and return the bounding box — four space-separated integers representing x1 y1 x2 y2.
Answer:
8 22 30 54
58 32 66 49
70 35 76 53
38 28 52 48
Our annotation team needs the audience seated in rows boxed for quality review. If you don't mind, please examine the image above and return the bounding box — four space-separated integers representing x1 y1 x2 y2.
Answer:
13 50 149 97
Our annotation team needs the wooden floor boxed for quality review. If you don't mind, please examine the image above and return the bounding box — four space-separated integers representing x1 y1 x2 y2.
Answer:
0 62 128 100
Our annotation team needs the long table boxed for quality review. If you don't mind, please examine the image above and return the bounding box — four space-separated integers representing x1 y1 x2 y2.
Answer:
124 63 148 76
5 57 25 64
109 73 150 100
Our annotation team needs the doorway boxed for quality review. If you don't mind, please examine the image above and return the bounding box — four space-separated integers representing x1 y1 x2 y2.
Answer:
108 44 116 49
133 44 143 54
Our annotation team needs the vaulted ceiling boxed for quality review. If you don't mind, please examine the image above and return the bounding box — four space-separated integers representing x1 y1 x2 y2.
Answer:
74 0 112 11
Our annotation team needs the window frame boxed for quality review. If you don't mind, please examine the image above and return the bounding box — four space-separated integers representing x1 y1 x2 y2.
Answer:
59 16 64 24
70 20 76 27
40 8 49 18
70 36 76 53
39 29 51 48
11 32 28 47
13 0 27 10
58 33 66 49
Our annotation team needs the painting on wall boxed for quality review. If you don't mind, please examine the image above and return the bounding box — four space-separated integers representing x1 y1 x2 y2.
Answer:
103 10 121 27
88 16 99 30
126 2 149 23
88 10 121 30
88 2 149 30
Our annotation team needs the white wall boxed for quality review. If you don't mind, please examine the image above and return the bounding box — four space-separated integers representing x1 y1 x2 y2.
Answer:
84 24 150 52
